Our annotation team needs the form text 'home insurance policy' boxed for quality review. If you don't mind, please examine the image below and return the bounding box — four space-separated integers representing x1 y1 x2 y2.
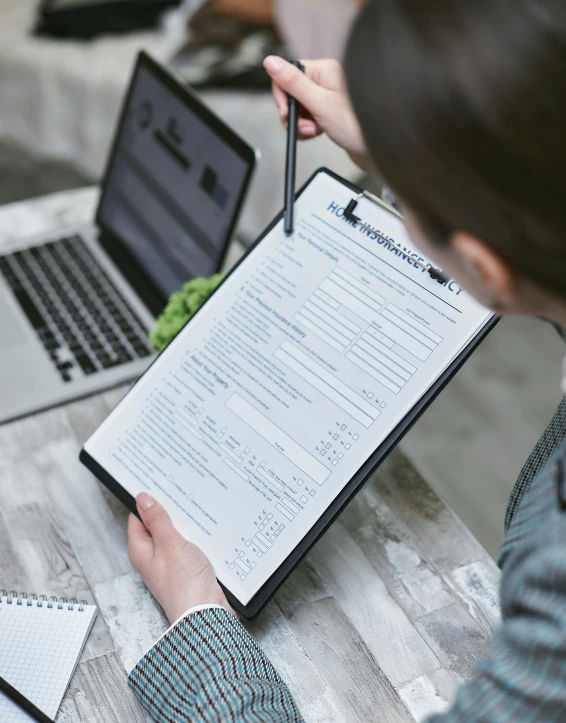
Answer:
85 171 492 605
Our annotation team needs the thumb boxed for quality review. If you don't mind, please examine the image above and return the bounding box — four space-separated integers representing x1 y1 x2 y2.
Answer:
136 492 176 546
264 56 326 113
128 512 153 571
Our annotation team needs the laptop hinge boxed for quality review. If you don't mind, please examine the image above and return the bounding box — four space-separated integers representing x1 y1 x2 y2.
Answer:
97 230 166 318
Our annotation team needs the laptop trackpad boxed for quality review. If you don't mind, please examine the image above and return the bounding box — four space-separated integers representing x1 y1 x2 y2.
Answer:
0 297 28 351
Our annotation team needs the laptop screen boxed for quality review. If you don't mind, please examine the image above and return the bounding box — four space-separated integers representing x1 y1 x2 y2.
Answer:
97 54 255 304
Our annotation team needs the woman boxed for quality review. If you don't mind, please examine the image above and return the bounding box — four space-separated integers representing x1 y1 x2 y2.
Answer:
127 0 566 719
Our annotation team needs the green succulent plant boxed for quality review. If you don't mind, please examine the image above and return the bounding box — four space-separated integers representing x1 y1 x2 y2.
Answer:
148 273 224 352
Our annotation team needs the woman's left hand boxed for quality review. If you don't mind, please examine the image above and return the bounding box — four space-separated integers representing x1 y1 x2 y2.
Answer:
128 492 231 623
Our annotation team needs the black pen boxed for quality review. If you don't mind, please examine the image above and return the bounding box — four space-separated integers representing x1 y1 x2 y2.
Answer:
284 60 305 236
0 673 54 723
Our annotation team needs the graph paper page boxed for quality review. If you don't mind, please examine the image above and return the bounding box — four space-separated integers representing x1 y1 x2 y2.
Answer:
0 596 97 721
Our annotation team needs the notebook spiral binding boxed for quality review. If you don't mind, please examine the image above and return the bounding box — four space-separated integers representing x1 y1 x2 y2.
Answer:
0 590 88 611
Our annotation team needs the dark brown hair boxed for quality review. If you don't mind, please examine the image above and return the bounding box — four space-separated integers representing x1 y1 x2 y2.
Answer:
344 0 566 298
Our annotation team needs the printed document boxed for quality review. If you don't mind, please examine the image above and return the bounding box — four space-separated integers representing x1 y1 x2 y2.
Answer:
85 171 493 604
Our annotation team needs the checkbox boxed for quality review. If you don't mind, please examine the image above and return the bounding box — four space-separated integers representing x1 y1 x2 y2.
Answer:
260 460 266 468
217 432 223 438
353 434 359 440
274 529 280 536
345 443 351 450
257 551 263 557
320 449 326 456
240 574 246 580
244 447 251 453
297 479 304 486
341 424 347 430
222 427 227 433
167 475 173 482
229 563 235 570
278 524 285 531
368 392 374 399
333 433 339 440
338 453 343 459
259 523 265 530
300 495 308 503
332 459 338 466
239 551 244 558
267 513 273 519
309 490 316 497
325 442 331 449
251 562 256 568
380 402 387 408
189 494 194 501
245 540 251 546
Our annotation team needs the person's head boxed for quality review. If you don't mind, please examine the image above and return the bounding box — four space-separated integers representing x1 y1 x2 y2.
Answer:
344 0 566 322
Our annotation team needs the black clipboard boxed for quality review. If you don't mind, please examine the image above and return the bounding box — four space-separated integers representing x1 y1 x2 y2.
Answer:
80 168 498 620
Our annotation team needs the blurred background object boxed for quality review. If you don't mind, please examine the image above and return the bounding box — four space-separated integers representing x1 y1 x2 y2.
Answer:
0 0 563 557
35 0 185 40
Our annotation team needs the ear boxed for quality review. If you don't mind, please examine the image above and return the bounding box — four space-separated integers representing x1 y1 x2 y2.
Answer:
451 231 517 306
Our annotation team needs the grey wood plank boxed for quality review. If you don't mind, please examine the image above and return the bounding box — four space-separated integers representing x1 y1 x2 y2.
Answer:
450 560 501 636
92 571 169 674
361 451 491 573
342 495 455 621
63 386 128 448
57 652 151 723
278 521 443 687
39 439 133 585
414 603 491 682
249 602 347 723
399 668 459 721
0 511 32 593
286 596 413 723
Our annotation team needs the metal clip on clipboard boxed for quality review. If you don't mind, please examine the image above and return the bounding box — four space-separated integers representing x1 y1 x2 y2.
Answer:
343 190 449 283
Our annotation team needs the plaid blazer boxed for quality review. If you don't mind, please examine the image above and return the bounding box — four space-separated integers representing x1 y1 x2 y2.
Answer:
128 398 566 722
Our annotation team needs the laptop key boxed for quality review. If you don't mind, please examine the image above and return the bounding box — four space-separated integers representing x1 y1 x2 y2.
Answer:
1 234 152 383
13 287 46 330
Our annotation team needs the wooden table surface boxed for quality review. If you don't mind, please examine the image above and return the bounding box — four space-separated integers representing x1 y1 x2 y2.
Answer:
0 190 501 722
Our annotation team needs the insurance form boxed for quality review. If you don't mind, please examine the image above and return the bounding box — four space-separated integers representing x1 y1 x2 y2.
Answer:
84 171 493 605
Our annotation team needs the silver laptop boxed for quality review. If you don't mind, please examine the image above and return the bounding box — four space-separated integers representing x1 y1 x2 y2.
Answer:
0 51 257 424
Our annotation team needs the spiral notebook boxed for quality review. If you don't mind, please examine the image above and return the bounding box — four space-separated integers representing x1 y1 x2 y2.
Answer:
0 592 97 722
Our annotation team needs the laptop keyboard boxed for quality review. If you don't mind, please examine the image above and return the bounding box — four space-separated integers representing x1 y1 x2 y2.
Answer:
0 234 154 383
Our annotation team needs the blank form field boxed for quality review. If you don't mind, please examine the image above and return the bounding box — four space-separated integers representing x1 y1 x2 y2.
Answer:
274 342 378 429
257 466 285 491
221 444 242 464
253 535 268 552
362 333 418 374
372 315 433 361
295 312 348 352
276 503 294 521
319 279 381 325
256 531 272 548
347 350 401 394
386 304 443 344
306 298 361 335
235 558 250 574
331 269 386 308
223 457 249 482
382 308 439 350
355 339 412 382
225 392 330 485
282 498 300 515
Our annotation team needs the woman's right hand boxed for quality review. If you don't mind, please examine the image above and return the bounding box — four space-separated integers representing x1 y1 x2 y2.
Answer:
263 56 368 169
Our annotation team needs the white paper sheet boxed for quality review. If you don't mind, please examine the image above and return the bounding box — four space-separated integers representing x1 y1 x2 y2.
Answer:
85 171 493 605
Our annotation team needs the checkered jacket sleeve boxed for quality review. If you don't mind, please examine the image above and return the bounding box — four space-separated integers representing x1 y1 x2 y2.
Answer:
426 435 566 722
128 606 305 723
